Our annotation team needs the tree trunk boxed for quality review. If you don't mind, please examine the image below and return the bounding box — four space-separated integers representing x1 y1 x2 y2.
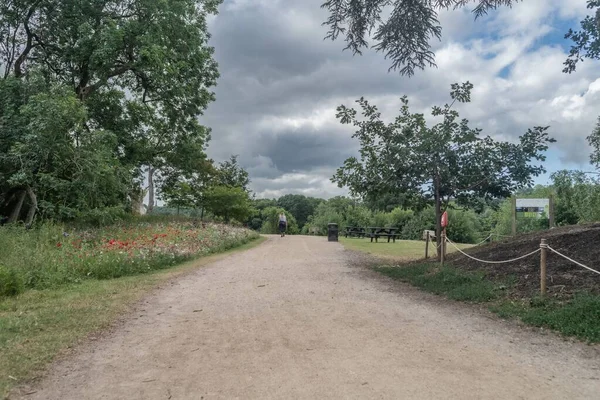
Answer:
9 190 26 223
147 167 155 214
434 175 442 261
25 186 38 226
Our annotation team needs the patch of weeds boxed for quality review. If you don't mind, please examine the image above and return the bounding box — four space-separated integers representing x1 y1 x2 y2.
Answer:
522 294 600 343
489 294 600 343
489 301 526 319
377 262 600 343
0 266 24 298
375 263 501 303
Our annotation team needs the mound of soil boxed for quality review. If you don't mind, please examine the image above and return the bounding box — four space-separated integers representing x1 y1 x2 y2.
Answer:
448 224 600 298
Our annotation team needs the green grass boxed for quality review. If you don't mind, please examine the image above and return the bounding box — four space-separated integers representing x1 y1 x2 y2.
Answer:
491 294 600 343
0 236 266 398
374 261 600 343
340 237 472 261
0 222 259 294
376 264 503 302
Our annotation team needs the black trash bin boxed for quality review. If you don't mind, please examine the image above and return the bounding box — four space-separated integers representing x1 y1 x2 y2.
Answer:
327 223 339 242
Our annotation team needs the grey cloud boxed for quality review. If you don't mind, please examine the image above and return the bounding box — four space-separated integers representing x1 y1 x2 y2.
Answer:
203 0 600 199
253 129 357 173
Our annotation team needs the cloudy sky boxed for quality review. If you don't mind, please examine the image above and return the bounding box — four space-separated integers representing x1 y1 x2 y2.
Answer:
202 0 600 199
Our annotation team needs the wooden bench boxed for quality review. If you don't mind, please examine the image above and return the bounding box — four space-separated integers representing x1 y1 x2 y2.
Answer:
344 226 366 238
367 227 399 243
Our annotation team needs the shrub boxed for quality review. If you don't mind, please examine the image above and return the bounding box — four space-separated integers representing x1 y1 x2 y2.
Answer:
388 208 414 231
0 266 24 297
259 207 299 234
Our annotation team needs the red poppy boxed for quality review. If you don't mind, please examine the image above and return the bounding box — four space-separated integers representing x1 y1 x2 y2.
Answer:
57 242 62 248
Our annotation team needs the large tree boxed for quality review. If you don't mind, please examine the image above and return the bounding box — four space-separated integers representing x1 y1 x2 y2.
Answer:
332 83 555 258
321 0 520 75
0 0 221 223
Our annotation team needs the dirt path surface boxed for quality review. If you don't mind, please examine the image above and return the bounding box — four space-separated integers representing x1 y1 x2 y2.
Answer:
14 236 600 400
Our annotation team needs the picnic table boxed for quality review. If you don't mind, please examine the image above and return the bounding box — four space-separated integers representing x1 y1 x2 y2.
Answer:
344 226 366 238
366 227 399 243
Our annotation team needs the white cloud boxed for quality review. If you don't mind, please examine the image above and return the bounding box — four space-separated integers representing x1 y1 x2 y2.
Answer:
204 0 600 198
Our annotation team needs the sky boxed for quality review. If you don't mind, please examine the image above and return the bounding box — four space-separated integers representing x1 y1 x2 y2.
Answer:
201 0 600 199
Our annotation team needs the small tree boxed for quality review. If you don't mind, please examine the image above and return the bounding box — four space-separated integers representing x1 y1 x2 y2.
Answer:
204 185 253 223
216 155 250 192
161 181 195 215
333 83 555 259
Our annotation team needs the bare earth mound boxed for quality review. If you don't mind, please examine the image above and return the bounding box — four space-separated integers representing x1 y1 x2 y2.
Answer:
449 224 600 298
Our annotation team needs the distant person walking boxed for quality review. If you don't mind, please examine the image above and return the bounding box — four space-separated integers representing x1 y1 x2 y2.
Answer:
278 213 287 237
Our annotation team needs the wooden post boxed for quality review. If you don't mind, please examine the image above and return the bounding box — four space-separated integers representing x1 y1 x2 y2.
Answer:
540 239 547 296
443 228 447 258
440 230 446 266
549 195 555 228
425 231 430 259
512 196 517 236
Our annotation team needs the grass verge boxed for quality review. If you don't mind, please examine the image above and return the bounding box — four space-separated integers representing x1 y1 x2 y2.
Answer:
376 264 504 303
376 262 600 343
340 237 472 261
0 236 266 398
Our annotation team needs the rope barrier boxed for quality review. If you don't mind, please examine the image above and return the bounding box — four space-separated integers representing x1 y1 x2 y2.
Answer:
474 234 493 246
446 237 541 264
545 245 600 276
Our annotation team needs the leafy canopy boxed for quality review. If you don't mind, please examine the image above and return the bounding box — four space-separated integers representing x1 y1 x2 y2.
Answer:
321 0 520 75
0 0 222 223
332 82 555 255
564 1 600 73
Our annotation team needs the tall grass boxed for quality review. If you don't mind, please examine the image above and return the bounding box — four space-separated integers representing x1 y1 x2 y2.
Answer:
0 222 259 296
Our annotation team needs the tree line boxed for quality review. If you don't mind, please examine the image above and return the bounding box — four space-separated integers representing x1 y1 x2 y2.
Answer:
243 168 600 245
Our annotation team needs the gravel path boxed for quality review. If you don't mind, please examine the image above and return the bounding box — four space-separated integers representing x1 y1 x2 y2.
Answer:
15 236 600 399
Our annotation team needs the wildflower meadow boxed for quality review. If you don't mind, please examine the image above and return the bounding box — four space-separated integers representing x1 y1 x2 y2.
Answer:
0 221 259 297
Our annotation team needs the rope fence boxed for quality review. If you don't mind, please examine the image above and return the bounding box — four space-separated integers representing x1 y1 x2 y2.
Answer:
446 238 541 264
544 245 600 276
437 234 599 296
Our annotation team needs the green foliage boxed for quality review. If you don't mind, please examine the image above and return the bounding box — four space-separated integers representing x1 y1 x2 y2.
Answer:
0 0 222 223
388 208 415 232
304 201 345 234
333 83 554 255
321 0 517 75
564 1 600 74
445 209 481 244
552 170 600 224
215 155 251 192
0 221 258 291
400 208 436 240
520 294 600 343
204 186 253 223
259 207 299 234
276 194 322 229
344 205 372 228
0 265 24 298
379 262 600 342
491 294 600 343
376 264 501 303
